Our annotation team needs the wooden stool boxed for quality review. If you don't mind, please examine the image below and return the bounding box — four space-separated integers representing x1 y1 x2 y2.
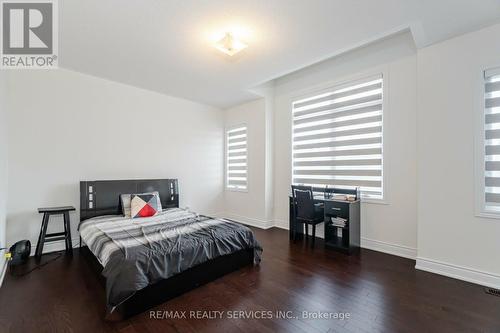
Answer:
36 206 76 258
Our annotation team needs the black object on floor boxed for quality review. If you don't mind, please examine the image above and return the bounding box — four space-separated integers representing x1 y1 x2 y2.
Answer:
35 206 76 258
8 240 31 265
486 287 500 297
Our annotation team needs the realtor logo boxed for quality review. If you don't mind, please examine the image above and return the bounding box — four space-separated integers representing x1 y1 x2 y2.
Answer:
1 0 58 69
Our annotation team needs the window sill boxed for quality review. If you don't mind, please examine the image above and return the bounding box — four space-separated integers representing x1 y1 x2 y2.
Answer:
226 188 248 193
362 198 389 205
475 211 500 220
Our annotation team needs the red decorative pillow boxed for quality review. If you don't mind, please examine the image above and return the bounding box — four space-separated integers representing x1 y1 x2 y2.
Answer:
130 194 160 218
120 191 162 217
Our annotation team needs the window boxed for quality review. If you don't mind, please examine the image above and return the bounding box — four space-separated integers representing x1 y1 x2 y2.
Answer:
226 125 248 191
292 75 384 200
483 67 500 213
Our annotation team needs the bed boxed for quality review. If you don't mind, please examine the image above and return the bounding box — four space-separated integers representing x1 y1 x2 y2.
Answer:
78 179 262 319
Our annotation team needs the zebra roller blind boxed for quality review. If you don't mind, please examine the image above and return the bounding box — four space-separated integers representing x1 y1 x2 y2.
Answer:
292 74 384 199
226 125 248 190
484 67 500 212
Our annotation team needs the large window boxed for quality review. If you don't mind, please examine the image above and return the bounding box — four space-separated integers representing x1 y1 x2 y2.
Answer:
292 74 384 200
226 125 248 191
483 67 500 213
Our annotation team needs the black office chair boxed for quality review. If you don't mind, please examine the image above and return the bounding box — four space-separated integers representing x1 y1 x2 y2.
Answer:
291 185 324 247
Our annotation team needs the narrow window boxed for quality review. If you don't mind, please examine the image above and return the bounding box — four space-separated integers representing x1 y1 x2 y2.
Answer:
226 125 248 191
483 67 500 213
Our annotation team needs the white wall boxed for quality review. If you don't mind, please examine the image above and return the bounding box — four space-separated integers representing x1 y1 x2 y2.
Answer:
4 23 499 289
271 32 418 258
416 23 500 286
223 99 272 228
0 72 8 283
6 69 224 252
222 25 500 287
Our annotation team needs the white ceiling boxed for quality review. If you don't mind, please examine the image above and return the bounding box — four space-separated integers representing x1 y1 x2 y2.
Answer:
60 0 500 108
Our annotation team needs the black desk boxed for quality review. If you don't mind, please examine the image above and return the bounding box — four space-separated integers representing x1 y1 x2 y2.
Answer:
289 196 360 254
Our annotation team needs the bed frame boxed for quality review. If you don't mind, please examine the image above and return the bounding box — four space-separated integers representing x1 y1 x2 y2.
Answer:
79 179 255 320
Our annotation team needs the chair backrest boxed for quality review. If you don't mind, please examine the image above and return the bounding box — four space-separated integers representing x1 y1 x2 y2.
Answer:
291 185 315 220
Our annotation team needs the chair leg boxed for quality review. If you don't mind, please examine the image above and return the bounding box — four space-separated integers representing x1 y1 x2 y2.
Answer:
312 224 316 248
35 213 49 259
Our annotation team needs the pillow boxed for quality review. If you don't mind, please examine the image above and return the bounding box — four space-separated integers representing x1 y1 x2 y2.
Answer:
131 194 161 218
120 191 162 217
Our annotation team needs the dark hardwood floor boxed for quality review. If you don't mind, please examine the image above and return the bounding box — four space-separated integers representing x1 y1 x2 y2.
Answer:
0 227 499 333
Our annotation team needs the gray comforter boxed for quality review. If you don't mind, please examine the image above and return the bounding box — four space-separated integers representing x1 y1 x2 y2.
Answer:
79 208 262 312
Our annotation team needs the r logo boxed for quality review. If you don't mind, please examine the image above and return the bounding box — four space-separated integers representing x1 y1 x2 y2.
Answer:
2 2 53 54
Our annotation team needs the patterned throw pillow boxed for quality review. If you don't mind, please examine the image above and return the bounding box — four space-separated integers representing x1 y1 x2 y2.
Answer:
121 191 162 217
130 194 160 218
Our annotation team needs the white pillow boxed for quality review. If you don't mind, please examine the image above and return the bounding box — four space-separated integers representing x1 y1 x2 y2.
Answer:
120 191 162 217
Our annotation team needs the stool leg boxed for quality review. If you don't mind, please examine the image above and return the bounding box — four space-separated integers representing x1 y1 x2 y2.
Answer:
62 213 69 251
35 214 45 256
36 213 49 258
64 212 73 255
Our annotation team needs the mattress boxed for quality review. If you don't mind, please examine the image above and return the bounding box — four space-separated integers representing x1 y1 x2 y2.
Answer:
79 208 262 312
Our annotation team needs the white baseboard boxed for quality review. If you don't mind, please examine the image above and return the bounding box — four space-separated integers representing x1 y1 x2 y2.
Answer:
361 237 417 260
222 213 274 229
416 257 500 289
272 219 417 260
259 218 500 289
273 219 288 230
0 258 7 288
29 237 81 257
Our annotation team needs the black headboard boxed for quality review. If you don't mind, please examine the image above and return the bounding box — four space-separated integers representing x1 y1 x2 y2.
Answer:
80 179 179 221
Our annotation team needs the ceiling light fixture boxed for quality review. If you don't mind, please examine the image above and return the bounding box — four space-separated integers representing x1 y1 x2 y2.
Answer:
213 32 247 56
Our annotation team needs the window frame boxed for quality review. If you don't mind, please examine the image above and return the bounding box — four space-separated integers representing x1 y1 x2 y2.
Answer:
475 65 500 219
288 68 389 204
225 123 249 192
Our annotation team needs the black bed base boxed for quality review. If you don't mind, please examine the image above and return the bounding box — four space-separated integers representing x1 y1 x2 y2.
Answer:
81 246 254 320
79 179 256 319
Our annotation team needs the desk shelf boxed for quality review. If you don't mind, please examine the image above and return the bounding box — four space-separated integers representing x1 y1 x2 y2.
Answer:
289 195 360 255
324 200 360 254
325 235 350 254
325 225 351 254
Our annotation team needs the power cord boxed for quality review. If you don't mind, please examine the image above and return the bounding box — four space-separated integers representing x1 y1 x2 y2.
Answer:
9 251 63 277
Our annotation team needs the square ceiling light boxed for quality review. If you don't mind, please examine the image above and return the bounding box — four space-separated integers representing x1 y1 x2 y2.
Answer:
213 32 248 56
